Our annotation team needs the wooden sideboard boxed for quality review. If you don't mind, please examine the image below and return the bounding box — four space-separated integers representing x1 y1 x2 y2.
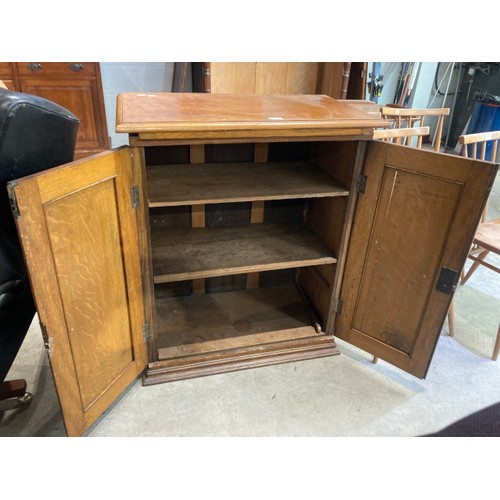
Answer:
0 62 109 159
8 93 497 436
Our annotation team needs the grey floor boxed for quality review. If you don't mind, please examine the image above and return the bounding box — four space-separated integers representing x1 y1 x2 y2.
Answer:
1 170 499 438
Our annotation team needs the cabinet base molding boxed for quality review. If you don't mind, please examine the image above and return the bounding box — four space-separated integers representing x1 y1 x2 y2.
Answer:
143 336 340 385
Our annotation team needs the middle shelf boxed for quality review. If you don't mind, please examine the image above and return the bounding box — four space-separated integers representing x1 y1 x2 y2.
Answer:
146 160 349 207
151 222 337 284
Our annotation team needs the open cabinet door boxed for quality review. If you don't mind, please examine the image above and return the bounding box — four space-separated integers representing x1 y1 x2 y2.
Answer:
8 147 148 436
335 141 497 378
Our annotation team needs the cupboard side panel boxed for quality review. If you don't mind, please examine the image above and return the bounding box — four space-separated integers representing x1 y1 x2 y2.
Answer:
136 147 159 362
115 148 149 370
298 141 367 333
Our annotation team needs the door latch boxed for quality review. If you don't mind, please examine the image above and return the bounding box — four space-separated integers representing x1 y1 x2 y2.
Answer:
436 267 459 295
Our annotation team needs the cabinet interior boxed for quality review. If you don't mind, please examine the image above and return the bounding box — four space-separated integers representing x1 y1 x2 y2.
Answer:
143 140 358 364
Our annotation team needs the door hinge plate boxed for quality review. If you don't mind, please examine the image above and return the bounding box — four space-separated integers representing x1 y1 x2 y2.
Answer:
335 298 343 314
357 174 367 194
142 323 152 343
7 183 20 218
436 267 459 295
130 185 140 208
40 321 50 349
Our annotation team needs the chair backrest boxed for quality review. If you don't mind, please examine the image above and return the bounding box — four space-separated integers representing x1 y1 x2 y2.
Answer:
381 106 450 152
458 130 500 161
458 130 500 223
373 126 430 147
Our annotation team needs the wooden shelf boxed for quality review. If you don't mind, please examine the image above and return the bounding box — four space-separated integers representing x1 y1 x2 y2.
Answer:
156 284 322 359
147 161 349 207
151 223 337 283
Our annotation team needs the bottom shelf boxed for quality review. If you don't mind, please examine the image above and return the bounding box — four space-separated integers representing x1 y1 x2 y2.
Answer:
146 284 339 384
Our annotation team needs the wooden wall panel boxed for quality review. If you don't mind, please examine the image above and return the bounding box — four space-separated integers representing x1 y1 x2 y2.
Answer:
210 62 319 95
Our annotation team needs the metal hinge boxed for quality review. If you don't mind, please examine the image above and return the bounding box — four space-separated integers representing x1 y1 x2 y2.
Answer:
142 323 152 343
40 321 50 349
130 185 140 208
7 183 20 218
357 174 367 194
335 298 343 315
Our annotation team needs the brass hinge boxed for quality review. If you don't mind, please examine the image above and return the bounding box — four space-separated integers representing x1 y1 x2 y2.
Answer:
130 185 140 209
335 298 343 315
7 183 20 218
357 174 367 194
142 323 152 343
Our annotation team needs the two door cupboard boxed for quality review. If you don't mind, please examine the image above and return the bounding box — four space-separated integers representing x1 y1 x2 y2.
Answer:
9 93 497 436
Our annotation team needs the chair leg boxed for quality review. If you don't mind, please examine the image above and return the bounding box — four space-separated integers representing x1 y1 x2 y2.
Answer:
461 250 490 285
372 356 379 364
493 323 500 362
448 301 455 337
0 379 32 411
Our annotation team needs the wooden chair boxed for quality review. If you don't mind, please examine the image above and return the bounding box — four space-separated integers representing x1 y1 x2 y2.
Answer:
371 125 457 364
449 131 500 360
459 130 500 223
380 106 450 152
372 126 430 144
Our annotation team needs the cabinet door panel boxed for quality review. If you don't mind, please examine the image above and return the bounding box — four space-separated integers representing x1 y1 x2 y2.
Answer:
10 148 147 436
336 141 497 378
19 76 108 156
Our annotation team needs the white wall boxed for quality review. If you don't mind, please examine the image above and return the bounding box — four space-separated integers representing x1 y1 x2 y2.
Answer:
367 62 439 107
100 62 175 147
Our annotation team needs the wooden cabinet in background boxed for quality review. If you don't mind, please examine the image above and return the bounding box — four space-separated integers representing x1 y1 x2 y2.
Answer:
1 62 109 159
8 93 497 436
0 63 16 91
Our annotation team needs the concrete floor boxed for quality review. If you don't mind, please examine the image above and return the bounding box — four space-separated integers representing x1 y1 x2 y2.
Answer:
1 168 499 439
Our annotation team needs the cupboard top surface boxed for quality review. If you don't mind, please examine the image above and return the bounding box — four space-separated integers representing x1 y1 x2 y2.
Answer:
115 93 388 138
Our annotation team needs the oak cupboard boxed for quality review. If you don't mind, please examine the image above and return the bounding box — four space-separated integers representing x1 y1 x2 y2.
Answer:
8 94 497 436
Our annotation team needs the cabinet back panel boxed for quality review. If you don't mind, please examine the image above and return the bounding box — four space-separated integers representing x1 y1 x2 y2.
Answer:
144 145 190 165
268 142 312 161
149 206 191 228
205 143 255 163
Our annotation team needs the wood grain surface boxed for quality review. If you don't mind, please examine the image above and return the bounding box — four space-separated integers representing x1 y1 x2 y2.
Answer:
155 284 319 353
146 161 349 207
11 148 147 435
335 141 497 378
116 93 387 136
151 223 337 283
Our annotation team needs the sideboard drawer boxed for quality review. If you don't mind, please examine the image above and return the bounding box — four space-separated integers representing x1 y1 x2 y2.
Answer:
16 62 96 77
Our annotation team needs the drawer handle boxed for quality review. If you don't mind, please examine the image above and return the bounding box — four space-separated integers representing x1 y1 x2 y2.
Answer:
69 63 84 72
27 63 43 72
